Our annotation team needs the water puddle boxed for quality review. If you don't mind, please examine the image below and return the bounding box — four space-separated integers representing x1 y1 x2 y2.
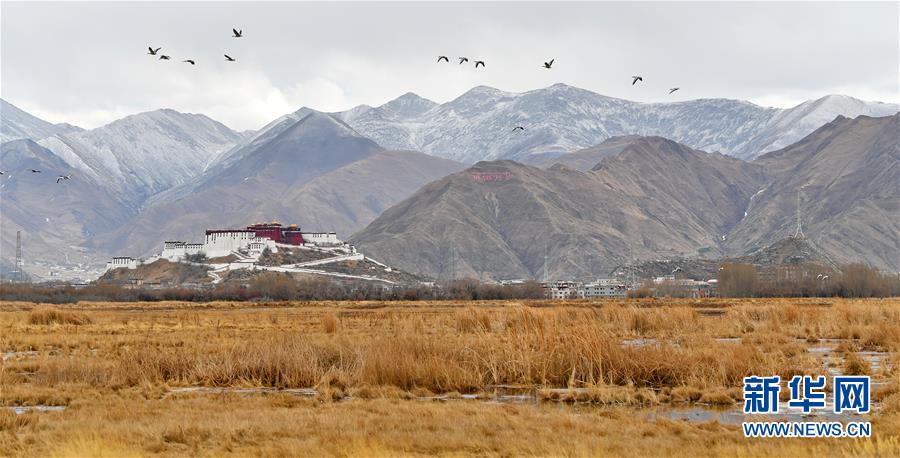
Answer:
417 392 537 404
646 402 871 426
6 405 67 415
858 351 888 372
159 382 884 427
164 386 318 398
621 338 661 347
813 348 890 377
2 350 39 361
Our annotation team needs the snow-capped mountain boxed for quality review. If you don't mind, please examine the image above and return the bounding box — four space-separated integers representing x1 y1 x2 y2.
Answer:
1 98 82 143
38 109 245 207
327 84 897 162
208 108 313 170
738 94 900 155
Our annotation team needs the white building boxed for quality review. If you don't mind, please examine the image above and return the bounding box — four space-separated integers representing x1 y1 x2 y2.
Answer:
543 278 628 299
301 231 341 246
159 234 278 262
582 278 628 298
203 230 258 258
545 281 582 299
106 256 138 271
160 241 204 262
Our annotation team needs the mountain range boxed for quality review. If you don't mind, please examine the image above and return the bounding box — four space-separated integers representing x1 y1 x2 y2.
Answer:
37 108 246 208
350 137 769 280
351 113 900 280
200 85 898 167
332 84 897 162
0 86 897 280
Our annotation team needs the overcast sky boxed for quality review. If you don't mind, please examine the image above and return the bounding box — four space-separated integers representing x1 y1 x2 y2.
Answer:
2 1 897 131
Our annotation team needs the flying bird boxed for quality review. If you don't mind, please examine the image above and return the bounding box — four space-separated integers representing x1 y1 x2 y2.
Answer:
458 57 468 64
147 47 161 55
543 59 554 69
474 60 485 68
232 28 243 38
668 87 680 94
159 55 171 60
224 54 236 62
56 175 71 183
631 76 643 85
29 169 41 173
0 170 6 175
511 126 525 132
437 56 449 63
183 59 196 65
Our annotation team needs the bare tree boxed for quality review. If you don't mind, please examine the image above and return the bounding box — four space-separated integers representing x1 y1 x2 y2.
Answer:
717 263 759 297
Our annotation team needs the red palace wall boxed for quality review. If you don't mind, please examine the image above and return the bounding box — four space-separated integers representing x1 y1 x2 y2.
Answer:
245 223 305 245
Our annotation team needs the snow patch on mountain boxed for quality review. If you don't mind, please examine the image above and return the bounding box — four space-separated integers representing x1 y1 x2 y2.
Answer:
332 84 897 162
38 108 242 206
1 98 82 143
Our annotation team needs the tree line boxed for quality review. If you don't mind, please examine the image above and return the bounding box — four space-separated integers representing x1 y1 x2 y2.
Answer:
716 262 900 298
2 263 897 303
0 274 546 303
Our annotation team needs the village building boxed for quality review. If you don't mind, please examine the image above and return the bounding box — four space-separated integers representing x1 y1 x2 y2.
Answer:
544 279 629 299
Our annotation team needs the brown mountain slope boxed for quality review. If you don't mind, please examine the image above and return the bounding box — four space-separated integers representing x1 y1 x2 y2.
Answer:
532 135 642 171
276 150 465 234
613 236 840 282
727 113 899 270
351 137 767 281
96 113 464 257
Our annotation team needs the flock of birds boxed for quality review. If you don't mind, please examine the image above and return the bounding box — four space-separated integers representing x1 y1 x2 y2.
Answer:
2 29 248 185
3 27 686 184
148 28 242 64
145 28 684 134
436 55 485 68
0 169 70 183
435 55 680 132
435 55 678 95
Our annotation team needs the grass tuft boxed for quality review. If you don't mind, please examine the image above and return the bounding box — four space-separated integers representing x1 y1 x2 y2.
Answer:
28 306 92 325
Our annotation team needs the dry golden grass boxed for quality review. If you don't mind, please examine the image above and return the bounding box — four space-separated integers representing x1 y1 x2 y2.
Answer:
26 306 92 326
0 394 897 457
844 352 872 376
322 312 339 334
0 298 898 456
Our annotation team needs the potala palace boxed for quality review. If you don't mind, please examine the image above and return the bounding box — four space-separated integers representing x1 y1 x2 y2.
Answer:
106 221 350 271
